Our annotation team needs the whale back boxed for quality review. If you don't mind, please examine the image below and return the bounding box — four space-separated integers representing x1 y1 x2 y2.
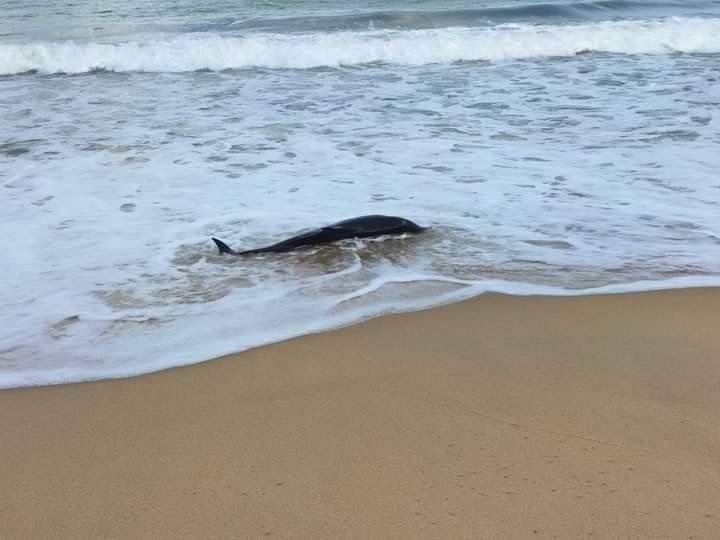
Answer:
329 215 425 235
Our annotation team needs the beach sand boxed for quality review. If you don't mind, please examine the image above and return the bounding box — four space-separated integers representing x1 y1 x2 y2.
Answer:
2 289 719 538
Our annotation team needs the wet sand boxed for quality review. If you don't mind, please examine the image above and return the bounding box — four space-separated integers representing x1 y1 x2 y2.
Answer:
2 288 719 538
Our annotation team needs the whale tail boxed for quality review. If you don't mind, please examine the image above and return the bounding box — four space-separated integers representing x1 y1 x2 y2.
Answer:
211 237 237 255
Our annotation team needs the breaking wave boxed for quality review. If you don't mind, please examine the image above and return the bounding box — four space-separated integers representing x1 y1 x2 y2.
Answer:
2 17 719 75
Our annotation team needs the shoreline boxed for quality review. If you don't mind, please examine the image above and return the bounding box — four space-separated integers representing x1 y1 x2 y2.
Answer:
2 288 719 538
5 276 720 390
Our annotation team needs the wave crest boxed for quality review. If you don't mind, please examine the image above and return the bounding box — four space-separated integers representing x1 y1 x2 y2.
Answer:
2 17 719 75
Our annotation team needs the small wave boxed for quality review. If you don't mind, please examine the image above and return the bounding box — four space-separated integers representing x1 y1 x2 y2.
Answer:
226 1 708 33
2 17 719 75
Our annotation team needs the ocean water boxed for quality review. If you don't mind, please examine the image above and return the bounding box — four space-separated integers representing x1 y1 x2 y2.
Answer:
2 0 720 388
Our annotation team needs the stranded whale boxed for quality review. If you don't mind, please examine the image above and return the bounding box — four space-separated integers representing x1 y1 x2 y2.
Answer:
212 215 427 255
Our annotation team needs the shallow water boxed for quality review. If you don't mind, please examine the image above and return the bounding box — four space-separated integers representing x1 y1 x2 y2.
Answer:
2 0 720 387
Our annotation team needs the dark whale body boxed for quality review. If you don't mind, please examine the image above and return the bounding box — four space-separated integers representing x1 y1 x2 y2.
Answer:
212 215 427 255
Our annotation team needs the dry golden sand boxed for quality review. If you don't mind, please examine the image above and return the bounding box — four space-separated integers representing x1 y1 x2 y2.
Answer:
2 289 720 539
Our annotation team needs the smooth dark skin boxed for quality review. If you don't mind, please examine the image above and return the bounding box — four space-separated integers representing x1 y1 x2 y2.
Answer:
212 215 427 255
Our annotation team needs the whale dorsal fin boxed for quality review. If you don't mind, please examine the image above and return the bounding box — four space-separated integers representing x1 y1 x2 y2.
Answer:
212 237 236 255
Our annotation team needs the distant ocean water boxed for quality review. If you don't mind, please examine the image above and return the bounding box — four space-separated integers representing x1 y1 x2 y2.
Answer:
2 0 720 387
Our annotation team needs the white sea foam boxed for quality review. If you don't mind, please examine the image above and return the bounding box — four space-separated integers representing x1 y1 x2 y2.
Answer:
1 17 719 74
2 274 719 389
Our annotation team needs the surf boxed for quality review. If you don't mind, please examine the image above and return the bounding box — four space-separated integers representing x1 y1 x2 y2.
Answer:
2 17 720 75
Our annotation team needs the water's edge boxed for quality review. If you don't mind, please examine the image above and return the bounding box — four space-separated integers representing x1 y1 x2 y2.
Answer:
3 277 717 390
